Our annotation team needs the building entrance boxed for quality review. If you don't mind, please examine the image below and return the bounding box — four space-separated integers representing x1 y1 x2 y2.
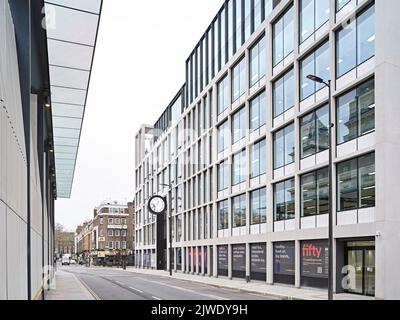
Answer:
345 241 375 296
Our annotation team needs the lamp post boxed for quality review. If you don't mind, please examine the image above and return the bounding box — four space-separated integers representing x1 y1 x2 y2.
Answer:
307 75 333 301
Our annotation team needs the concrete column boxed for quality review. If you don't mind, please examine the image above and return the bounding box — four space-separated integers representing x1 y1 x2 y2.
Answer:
375 0 400 300
201 246 205 276
228 244 232 280
207 246 211 276
295 240 301 288
245 243 250 279
213 244 218 277
267 241 273 285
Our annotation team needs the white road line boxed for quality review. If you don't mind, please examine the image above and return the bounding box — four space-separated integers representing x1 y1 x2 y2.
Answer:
129 286 144 294
152 296 162 300
135 277 229 300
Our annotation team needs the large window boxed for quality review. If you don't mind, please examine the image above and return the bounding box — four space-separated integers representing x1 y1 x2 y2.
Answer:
274 179 295 221
232 150 246 185
273 69 294 117
250 36 266 87
218 200 229 230
232 57 246 102
300 104 329 159
300 42 329 100
300 0 330 43
337 153 375 211
336 4 375 77
301 167 329 217
251 187 267 224
274 123 295 169
250 91 266 131
233 194 246 228
218 75 229 115
273 6 294 66
337 78 375 144
336 0 351 12
218 120 230 153
251 139 267 178
235 0 242 51
232 107 246 144
218 160 229 191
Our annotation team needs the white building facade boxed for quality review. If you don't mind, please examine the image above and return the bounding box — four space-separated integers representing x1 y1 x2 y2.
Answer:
134 0 400 299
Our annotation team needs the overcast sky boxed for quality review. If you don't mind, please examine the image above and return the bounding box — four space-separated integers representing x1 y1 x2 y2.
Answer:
55 0 224 231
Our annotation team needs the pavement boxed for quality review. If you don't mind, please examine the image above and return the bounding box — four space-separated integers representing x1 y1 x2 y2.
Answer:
45 269 96 300
45 265 376 301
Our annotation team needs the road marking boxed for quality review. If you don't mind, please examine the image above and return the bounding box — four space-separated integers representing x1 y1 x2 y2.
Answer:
134 277 229 300
152 296 162 300
129 286 144 294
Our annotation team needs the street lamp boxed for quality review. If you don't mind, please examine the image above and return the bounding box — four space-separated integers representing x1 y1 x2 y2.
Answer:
307 74 334 301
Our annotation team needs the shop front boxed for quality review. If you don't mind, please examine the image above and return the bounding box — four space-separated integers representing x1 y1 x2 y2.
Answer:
274 242 295 285
217 245 229 277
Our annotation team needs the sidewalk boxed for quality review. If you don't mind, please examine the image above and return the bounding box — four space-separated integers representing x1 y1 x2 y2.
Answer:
45 270 96 300
124 267 375 301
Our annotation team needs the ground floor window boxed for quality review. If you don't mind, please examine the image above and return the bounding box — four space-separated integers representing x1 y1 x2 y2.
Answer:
273 241 295 285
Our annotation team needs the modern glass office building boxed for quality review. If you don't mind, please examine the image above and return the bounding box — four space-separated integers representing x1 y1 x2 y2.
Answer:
134 0 400 299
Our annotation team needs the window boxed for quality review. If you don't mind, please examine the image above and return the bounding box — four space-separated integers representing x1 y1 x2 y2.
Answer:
300 0 330 43
115 241 120 249
251 139 267 178
232 107 246 143
121 218 126 225
218 200 229 230
301 167 329 217
108 229 113 237
250 36 266 87
300 42 329 100
273 6 294 66
300 104 329 159
273 69 294 117
250 91 266 131
218 120 229 153
336 4 375 77
108 241 113 249
100 218 104 225
337 153 375 211
108 218 113 224
218 75 229 115
232 57 246 102
274 179 295 221
232 150 246 185
251 187 267 224
115 218 121 225
336 0 351 12
232 194 246 228
235 0 242 50
274 123 295 169
218 160 229 191
115 230 121 237
244 0 251 41
121 230 127 237
122 241 127 249
337 79 375 144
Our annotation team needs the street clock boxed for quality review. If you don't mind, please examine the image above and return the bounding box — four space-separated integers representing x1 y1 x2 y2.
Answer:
148 195 167 215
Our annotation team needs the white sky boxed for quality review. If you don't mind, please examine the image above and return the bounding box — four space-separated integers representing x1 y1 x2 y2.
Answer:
55 0 224 231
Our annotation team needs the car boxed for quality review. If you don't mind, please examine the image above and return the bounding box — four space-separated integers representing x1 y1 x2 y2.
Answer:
70 259 77 265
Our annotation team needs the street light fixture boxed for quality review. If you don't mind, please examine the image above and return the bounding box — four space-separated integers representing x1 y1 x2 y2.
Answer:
307 74 334 301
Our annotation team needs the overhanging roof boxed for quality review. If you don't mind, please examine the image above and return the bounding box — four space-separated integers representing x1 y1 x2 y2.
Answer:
45 0 103 198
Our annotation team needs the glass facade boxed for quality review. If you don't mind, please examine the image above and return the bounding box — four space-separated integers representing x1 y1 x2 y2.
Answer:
301 167 329 217
336 4 375 78
274 123 295 169
232 150 246 185
218 200 229 230
232 56 246 102
250 91 266 131
251 139 267 178
251 187 267 224
218 75 229 115
218 120 229 153
218 160 229 191
337 78 375 144
274 179 295 221
232 194 246 228
273 69 294 117
300 104 329 159
250 35 266 87
300 42 329 100
337 153 375 211
232 106 246 144
300 0 330 43
273 5 294 66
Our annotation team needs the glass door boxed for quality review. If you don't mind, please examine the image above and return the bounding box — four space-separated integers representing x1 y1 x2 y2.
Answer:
364 248 375 296
345 245 375 296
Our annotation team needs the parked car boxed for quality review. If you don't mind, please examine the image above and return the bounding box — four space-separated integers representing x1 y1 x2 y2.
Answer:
70 259 77 265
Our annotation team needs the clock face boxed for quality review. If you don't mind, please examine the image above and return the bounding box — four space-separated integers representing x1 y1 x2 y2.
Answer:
148 196 166 214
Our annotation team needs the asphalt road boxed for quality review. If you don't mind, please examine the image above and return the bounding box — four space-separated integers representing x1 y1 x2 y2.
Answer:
61 266 278 301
